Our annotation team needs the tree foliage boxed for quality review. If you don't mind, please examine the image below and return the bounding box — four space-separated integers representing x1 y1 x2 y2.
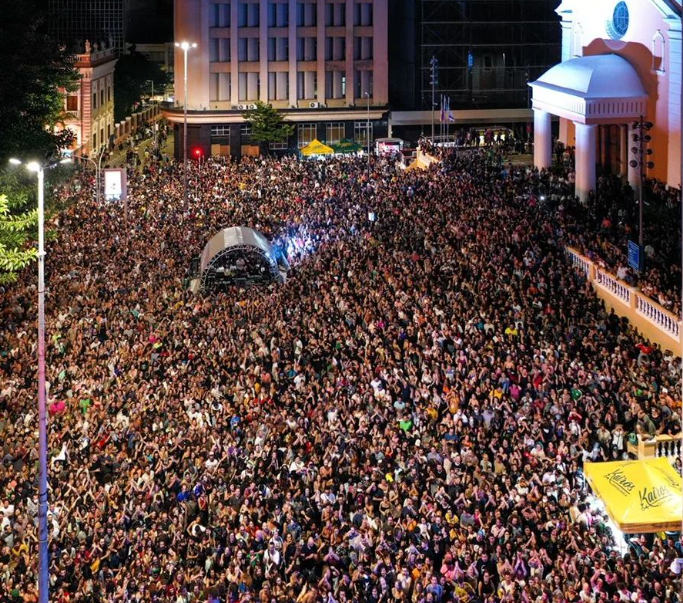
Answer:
114 48 169 123
0 0 79 165
0 190 38 284
242 102 295 149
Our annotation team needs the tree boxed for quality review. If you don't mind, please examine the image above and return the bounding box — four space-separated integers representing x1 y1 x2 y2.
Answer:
0 0 79 165
242 102 295 152
0 188 38 284
114 47 169 123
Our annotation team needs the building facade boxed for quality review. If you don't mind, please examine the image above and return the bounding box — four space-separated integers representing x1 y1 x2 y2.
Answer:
60 41 118 156
386 0 560 141
530 0 682 199
48 0 128 54
165 0 389 157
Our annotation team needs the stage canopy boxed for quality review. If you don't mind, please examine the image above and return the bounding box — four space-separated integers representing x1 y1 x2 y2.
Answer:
584 458 682 534
199 226 285 290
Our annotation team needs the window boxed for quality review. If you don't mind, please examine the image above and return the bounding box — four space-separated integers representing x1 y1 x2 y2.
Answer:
297 71 317 99
297 123 317 148
326 122 345 144
267 2 277 26
210 73 219 100
354 121 372 146
354 37 372 60
238 3 248 26
240 123 252 139
483 55 492 71
325 71 345 99
326 37 345 61
247 38 259 61
239 72 259 100
238 38 248 61
267 3 288 27
325 3 333 26
297 37 317 61
297 1 316 26
101 89 105 105
248 3 259 26
211 3 230 27
92 132 97 149
268 72 289 100
92 92 97 110
107 87 111 102
268 37 288 62
218 73 231 100
211 125 231 136
221 39 231 61
66 95 78 111
210 38 220 62
354 2 372 26
269 141 288 150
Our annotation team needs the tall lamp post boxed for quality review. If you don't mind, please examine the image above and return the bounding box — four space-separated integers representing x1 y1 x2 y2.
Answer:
175 40 197 208
80 145 107 205
9 155 69 603
365 91 371 178
629 117 654 263
429 55 439 146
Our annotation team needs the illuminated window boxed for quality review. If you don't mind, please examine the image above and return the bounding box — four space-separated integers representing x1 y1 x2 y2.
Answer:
326 123 345 144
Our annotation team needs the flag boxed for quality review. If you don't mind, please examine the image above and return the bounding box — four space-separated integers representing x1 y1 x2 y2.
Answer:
448 97 455 123
440 95 445 123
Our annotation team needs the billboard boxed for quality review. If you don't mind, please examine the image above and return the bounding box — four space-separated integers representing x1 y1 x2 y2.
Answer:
103 168 127 202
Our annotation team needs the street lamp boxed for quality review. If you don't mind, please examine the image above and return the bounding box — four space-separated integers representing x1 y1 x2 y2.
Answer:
8 155 69 603
80 145 107 205
365 91 371 178
175 40 197 208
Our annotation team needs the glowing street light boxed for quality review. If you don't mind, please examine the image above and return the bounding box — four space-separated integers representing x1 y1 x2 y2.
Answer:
175 40 197 208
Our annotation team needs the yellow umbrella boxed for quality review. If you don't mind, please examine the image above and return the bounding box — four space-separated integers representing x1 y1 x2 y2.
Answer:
300 139 334 157
584 458 682 533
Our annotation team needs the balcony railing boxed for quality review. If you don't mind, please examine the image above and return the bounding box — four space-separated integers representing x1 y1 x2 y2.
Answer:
627 433 682 461
565 247 681 346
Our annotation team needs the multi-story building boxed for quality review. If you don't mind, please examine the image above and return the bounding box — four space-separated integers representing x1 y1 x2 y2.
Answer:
48 0 128 55
164 0 389 157
60 41 118 156
387 0 561 141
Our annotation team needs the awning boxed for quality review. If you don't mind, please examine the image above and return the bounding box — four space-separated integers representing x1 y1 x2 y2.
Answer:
331 139 362 154
584 458 682 533
300 139 334 156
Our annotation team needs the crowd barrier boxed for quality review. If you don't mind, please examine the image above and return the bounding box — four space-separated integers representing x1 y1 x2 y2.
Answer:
565 247 681 352
627 433 682 461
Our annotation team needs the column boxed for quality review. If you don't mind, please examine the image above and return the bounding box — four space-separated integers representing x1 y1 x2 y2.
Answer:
627 122 640 195
288 0 297 108
619 124 628 178
230 1 239 107
259 0 268 103
599 125 607 173
533 108 552 170
574 122 597 202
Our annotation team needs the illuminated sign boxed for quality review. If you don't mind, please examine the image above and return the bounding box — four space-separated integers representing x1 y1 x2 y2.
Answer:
103 169 127 202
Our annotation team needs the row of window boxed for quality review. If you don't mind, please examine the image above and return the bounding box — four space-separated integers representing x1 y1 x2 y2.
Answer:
209 1 373 29
209 69 373 101
209 36 372 63
65 85 112 112
210 121 373 148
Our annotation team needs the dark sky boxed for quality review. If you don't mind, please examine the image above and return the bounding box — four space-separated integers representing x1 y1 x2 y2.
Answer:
127 0 173 44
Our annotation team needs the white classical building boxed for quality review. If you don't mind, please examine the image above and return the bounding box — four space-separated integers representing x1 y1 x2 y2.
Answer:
530 0 681 200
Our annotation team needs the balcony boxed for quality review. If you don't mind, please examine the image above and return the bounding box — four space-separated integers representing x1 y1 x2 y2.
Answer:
628 433 682 461
565 247 681 351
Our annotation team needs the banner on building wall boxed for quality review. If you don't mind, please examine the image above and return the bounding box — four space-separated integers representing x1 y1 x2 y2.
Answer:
103 169 127 202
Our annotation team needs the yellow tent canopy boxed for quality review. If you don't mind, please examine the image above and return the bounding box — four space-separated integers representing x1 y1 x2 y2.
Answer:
584 458 682 533
300 139 334 157
405 157 431 172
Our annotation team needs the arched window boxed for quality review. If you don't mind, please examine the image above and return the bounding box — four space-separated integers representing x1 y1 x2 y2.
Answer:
652 30 665 74
573 23 583 58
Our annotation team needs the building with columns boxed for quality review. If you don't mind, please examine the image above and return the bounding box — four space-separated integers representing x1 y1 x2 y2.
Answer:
60 41 118 156
165 0 389 157
529 0 681 201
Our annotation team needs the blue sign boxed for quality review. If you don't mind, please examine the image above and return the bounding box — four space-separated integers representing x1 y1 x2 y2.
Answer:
628 240 643 272
467 52 474 70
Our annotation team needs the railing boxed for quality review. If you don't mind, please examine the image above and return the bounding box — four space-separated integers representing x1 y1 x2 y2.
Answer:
565 247 681 346
627 433 682 461
594 267 633 306
636 295 681 342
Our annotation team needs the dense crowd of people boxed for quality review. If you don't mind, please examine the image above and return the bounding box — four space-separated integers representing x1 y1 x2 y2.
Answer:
0 145 681 603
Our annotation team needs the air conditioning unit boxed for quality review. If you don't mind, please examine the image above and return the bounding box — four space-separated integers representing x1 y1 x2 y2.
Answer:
237 104 247 110
248 104 257 110
309 101 322 109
